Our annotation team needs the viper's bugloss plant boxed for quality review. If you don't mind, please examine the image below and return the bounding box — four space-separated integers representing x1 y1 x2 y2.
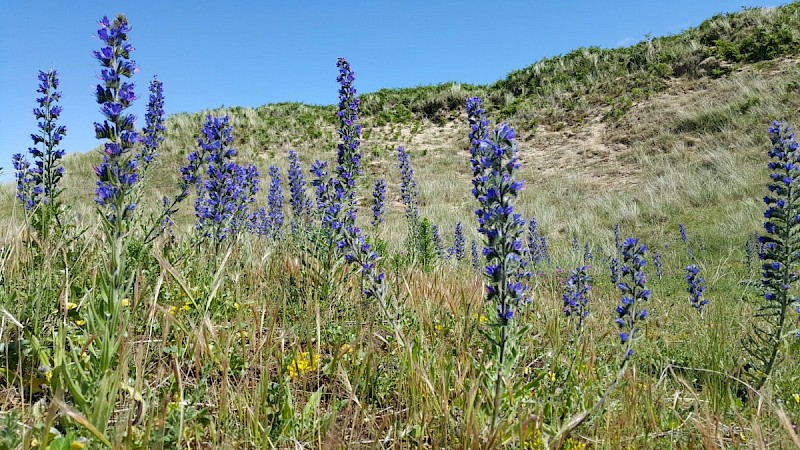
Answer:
287 150 310 233
471 239 481 272
192 115 259 250
250 166 284 239
340 225 406 342
267 166 285 236
747 121 800 389
13 154 36 210
654 251 664 279
13 69 67 232
93 14 140 226
371 178 386 227
311 160 345 239
343 225 385 299
563 266 591 329
615 238 650 361
527 217 549 265
69 14 142 437
336 57 362 225
432 224 446 259
473 122 529 323
138 76 164 172
583 243 594 264
397 146 423 259
466 96 489 175
685 264 707 313
679 223 695 259
450 222 465 260
397 146 419 223
469 104 530 436
609 257 620 285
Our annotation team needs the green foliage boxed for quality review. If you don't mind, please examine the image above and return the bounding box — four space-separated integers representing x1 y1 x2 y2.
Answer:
0 411 20 450
415 217 437 272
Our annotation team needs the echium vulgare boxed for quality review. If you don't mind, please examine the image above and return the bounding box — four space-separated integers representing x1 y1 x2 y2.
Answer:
336 57 362 225
685 264 708 313
468 99 530 434
93 14 140 227
527 217 549 265
747 121 800 389
450 222 465 260
287 150 310 233
371 178 386 227
466 96 489 176
266 165 285 237
310 160 345 239
249 166 284 239
190 115 259 249
138 76 165 172
614 238 650 362
397 146 419 223
563 266 591 329
472 120 529 323
432 224 446 259
13 69 67 231
471 239 481 272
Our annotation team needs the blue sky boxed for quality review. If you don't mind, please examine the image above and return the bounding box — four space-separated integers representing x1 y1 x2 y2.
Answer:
0 1 778 176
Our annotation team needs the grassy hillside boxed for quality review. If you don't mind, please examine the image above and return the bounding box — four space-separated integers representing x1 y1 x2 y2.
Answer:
3 4 800 449
27 3 796 255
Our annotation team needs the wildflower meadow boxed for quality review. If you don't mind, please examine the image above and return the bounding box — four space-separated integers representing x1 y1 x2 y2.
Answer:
2 7 800 450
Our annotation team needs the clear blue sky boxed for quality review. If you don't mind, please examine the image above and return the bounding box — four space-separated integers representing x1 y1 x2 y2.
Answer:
0 0 778 177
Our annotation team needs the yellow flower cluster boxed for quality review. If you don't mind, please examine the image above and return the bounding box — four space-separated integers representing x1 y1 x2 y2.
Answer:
564 437 586 450
169 300 193 316
522 429 544 450
286 351 319 379
471 313 490 323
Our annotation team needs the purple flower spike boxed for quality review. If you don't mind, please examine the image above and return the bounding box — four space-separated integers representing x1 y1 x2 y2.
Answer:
93 14 140 223
14 70 67 216
138 76 165 171
615 237 650 358
371 178 386 227
468 96 530 325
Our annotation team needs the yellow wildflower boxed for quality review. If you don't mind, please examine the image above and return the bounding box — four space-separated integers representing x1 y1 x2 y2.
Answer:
340 343 354 354
287 351 319 379
793 393 799 404
471 313 490 323
548 371 556 383
181 301 191 311
65 301 78 311
523 428 544 450
121 298 130 307
169 305 177 316
234 302 240 310
564 437 586 450
74 319 86 326
30 438 39 448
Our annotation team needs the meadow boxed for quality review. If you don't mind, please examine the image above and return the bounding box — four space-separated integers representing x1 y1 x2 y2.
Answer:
1 5 800 449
